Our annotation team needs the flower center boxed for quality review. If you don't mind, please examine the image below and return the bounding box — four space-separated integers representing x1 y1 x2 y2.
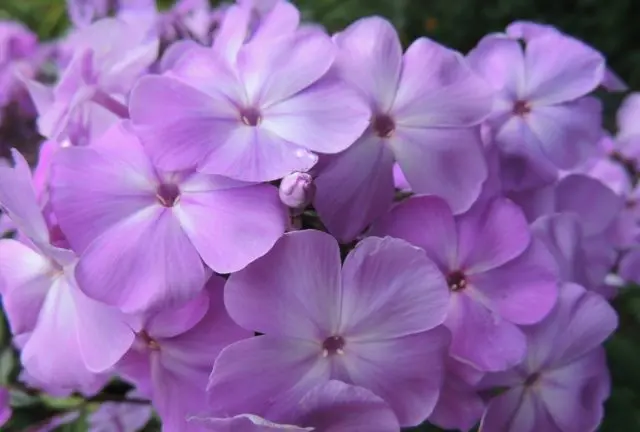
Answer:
240 107 261 126
139 331 160 351
156 183 180 207
322 335 346 357
447 270 467 292
524 372 540 387
373 114 395 138
513 100 531 116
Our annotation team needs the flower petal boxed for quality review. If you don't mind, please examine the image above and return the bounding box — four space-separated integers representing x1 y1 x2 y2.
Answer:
525 33 605 104
446 293 526 371
340 236 449 338
314 134 395 242
225 230 341 339
207 336 329 419
0 240 54 335
130 74 238 171
391 126 487 214
50 123 157 253
261 76 370 154
480 387 536 432
393 38 493 127
456 197 531 274
370 195 457 272
75 206 206 314
332 16 402 111
175 179 286 274
469 238 559 325
525 98 602 169
340 328 450 427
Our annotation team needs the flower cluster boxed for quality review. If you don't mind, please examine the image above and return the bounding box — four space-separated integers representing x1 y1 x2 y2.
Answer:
0 1 635 431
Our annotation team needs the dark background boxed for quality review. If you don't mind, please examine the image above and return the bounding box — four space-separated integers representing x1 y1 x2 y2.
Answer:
1 1 639 431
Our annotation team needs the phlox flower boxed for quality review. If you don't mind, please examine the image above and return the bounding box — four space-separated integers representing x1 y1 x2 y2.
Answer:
313 16 493 242
467 30 605 170
116 276 250 431
0 21 39 109
49 121 286 312
26 17 158 141
195 381 400 431
615 92 640 166
130 4 369 182
208 230 450 427
88 394 153 432
479 283 617 432
0 150 134 389
372 196 558 371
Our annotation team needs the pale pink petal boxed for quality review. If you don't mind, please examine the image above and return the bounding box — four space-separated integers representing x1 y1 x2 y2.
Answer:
391 127 487 214
393 38 493 127
208 336 330 419
340 236 449 338
456 197 531 274
340 328 450 427
225 230 341 339
525 33 605 104
175 179 286 274
370 195 457 272
332 16 402 111
76 206 206 313
249 0 300 43
212 4 251 63
314 134 395 242
261 77 370 154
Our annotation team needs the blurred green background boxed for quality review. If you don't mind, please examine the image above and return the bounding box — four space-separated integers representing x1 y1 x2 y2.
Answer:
1 1 640 431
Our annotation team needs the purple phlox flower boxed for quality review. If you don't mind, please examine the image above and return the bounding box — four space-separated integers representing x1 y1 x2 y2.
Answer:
88 393 153 432
615 92 640 166
129 6 369 183
157 0 217 46
506 20 627 92
0 21 39 111
509 174 623 290
208 230 450 427
467 31 605 170
116 276 250 431
0 387 10 427
0 149 134 389
49 121 286 313
428 358 485 432
193 380 400 431
479 283 617 432
313 16 493 242
371 195 559 371
28 17 158 142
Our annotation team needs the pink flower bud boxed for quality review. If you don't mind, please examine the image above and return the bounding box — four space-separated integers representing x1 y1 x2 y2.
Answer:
279 172 315 211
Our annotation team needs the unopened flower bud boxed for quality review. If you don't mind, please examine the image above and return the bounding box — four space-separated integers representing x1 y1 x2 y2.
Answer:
279 172 315 211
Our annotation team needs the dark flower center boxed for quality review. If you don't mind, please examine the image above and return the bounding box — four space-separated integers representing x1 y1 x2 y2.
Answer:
513 100 531 116
447 270 468 292
156 183 180 207
524 372 540 387
373 114 396 138
322 335 346 356
240 107 262 126
139 331 160 351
